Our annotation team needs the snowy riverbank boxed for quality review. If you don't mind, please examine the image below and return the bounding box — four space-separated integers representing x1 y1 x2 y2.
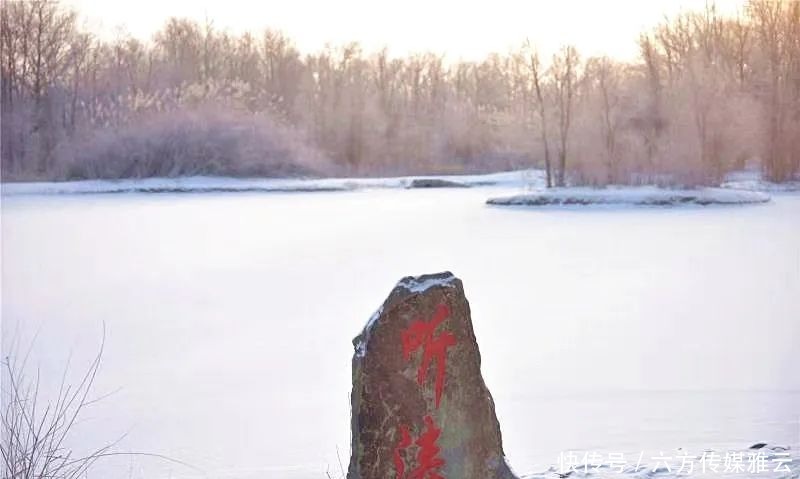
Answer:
487 186 771 208
5 169 798 210
0 170 532 196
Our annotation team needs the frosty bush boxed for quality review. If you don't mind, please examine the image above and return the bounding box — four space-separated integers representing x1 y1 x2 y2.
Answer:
60 106 334 180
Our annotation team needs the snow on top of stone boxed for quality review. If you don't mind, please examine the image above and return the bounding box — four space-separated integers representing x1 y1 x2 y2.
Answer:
396 272 457 293
355 339 367 358
355 273 457 358
355 304 384 358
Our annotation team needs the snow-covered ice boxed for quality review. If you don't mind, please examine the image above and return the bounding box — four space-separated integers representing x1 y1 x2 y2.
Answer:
2 179 798 479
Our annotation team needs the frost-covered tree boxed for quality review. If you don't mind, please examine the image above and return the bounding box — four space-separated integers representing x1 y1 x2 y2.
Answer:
1 0 798 184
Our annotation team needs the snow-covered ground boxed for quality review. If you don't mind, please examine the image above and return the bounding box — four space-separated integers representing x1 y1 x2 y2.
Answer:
487 186 771 207
722 169 800 193
2 179 799 479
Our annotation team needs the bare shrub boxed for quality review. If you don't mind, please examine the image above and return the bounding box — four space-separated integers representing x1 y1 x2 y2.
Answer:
1 331 115 479
1 329 196 479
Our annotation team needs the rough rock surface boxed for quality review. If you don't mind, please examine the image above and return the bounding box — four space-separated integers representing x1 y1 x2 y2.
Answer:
347 272 516 479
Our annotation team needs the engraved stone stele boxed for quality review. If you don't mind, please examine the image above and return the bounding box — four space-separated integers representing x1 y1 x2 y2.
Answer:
347 271 517 479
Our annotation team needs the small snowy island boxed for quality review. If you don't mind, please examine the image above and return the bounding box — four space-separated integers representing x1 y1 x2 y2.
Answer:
486 186 771 208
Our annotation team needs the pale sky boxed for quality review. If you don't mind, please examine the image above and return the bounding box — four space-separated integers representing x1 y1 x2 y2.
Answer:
66 0 745 61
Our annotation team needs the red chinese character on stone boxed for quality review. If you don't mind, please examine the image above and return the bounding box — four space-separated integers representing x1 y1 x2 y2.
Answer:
401 303 456 409
394 424 412 478
393 415 446 479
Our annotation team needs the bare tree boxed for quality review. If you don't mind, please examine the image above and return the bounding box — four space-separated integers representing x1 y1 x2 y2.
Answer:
1 0 22 171
585 56 625 183
748 0 800 181
551 45 580 186
679 5 729 182
724 14 752 89
635 33 667 177
523 43 553 187
0 0 76 173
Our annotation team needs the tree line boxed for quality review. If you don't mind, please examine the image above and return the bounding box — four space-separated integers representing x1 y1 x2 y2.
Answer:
1 0 798 184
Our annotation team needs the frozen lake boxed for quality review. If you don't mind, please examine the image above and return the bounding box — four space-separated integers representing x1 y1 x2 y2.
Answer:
2 185 799 478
